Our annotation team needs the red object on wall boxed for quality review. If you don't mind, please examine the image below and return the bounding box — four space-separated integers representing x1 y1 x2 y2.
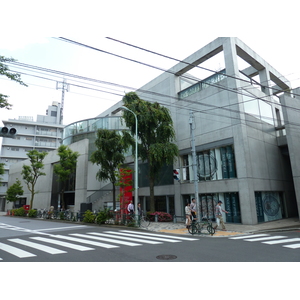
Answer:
119 168 133 215
23 205 30 211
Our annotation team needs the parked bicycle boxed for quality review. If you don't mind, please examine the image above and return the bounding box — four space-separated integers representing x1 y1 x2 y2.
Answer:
125 213 150 229
188 217 215 236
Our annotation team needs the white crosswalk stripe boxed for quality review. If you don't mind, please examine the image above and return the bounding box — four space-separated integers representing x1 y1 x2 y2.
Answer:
30 236 95 251
263 238 300 245
229 233 300 250
243 236 287 242
86 232 162 244
103 231 182 243
8 238 67 255
120 230 199 241
0 230 200 260
53 235 120 248
229 234 269 240
70 233 142 246
283 243 300 249
0 242 36 258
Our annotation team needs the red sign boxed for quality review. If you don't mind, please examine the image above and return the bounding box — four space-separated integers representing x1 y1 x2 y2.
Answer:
119 168 133 215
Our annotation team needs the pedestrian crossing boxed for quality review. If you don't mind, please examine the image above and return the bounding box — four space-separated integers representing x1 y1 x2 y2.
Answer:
0 230 199 261
229 233 300 249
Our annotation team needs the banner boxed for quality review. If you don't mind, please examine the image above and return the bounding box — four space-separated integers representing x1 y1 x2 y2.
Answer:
119 168 133 215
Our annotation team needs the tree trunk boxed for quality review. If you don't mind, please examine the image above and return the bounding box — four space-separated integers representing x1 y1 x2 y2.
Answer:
112 182 116 211
149 177 155 212
61 189 65 210
30 191 34 210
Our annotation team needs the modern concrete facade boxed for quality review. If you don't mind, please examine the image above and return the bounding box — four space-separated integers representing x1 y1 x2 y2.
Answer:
0 102 64 210
95 37 299 225
5 37 300 225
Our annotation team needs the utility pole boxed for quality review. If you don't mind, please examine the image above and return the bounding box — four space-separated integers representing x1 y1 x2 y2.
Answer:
56 79 69 125
189 111 201 219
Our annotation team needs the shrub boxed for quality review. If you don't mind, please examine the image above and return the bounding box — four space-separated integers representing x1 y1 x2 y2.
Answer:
13 207 27 217
148 211 172 222
96 208 112 224
28 209 37 218
59 211 65 220
83 210 96 223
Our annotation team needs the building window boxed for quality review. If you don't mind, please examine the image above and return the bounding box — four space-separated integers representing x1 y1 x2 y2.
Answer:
182 144 237 182
255 191 284 222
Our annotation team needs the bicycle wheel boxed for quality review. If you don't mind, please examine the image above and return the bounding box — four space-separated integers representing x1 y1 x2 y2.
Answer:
140 216 150 228
207 224 215 235
188 222 199 234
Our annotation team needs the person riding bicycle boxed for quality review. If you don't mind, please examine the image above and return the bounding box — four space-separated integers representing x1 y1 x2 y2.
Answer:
127 201 134 215
190 198 197 222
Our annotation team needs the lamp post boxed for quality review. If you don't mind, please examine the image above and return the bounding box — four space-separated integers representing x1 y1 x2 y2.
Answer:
120 106 138 217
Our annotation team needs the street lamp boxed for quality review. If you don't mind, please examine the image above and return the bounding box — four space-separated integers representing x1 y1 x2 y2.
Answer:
120 106 138 217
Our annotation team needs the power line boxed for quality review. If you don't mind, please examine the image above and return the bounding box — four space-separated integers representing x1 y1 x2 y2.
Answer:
5 58 300 132
55 37 300 109
4 48 300 134
106 37 295 95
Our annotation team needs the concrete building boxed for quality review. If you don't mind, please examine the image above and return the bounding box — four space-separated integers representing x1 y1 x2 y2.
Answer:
0 102 64 210
5 37 300 225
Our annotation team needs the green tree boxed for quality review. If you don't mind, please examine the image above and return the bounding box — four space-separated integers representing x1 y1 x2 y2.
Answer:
0 56 27 110
122 92 178 212
21 150 48 209
0 163 4 182
53 145 79 210
6 179 24 208
90 129 129 210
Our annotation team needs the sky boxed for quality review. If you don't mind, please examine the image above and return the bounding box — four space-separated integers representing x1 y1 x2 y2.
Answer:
1 35 299 127
1 1 300 128
0 0 298 288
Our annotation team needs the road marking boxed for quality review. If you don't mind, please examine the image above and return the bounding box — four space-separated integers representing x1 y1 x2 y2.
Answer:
244 236 287 242
8 239 67 255
262 238 300 245
70 233 142 247
283 243 300 249
120 230 199 241
229 234 269 240
54 235 119 249
30 237 95 251
0 242 36 258
104 231 181 243
87 232 162 244
35 225 88 232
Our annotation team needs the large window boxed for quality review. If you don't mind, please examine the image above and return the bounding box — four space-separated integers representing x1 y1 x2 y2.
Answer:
182 144 237 182
255 191 284 222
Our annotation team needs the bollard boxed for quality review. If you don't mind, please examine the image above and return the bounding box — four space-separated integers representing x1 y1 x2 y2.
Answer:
155 214 158 222
173 215 177 223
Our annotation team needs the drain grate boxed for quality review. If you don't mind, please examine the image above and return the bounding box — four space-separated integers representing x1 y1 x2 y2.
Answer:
156 254 177 260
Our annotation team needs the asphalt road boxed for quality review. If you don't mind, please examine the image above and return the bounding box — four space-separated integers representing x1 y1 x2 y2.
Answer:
1 216 300 262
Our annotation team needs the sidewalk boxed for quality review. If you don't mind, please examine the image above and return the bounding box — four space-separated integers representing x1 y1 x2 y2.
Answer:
145 217 300 237
1 211 299 237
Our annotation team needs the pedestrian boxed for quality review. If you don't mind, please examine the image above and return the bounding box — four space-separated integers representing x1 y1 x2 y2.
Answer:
214 201 228 231
127 200 134 215
137 202 143 216
185 202 191 229
190 198 197 222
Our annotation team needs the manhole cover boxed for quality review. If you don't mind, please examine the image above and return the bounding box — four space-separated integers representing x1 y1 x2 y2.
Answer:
156 254 177 260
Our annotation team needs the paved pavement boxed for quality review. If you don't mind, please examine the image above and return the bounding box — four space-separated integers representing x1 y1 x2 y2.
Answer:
1 211 299 237
144 217 300 237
